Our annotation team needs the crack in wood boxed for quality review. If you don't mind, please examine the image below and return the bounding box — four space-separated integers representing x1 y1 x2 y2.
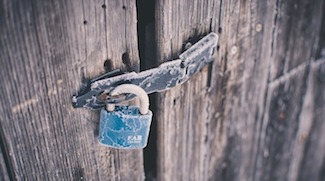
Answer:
11 97 39 114
268 62 309 88
270 0 280 57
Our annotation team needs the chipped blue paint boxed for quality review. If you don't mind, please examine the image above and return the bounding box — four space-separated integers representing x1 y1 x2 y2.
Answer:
98 106 153 149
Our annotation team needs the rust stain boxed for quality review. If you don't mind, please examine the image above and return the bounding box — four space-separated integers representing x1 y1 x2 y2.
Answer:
57 79 63 85
47 89 58 96
48 80 64 96
300 132 308 142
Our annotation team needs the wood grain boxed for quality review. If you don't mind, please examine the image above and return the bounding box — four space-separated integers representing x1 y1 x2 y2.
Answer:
155 1 224 180
155 0 325 180
0 0 324 180
0 148 10 181
0 0 144 180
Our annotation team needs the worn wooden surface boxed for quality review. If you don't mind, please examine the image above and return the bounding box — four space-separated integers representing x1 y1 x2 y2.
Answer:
0 148 9 181
0 0 324 180
155 0 325 180
0 0 144 180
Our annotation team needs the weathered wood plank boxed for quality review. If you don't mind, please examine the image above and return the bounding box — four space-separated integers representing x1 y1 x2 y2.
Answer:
0 146 10 181
0 0 144 180
155 0 325 180
155 1 223 180
297 59 325 181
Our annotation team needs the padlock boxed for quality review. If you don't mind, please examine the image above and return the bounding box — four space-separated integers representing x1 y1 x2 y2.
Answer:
98 84 153 149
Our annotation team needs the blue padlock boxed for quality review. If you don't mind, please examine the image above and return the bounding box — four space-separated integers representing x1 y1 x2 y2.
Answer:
98 84 153 149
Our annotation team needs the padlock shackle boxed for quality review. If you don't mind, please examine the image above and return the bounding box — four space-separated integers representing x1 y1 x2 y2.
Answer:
109 84 149 115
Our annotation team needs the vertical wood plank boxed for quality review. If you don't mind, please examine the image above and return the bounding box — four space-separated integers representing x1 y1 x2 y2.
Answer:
0 0 144 180
155 1 223 180
155 0 325 180
297 60 325 181
0 148 10 181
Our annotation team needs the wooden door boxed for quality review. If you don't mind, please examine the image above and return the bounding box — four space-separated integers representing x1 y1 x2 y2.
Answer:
0 0 324 180
154 0 325 181
0 0 144 180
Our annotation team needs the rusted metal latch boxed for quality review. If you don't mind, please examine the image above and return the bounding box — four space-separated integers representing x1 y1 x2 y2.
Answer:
72 32 218 109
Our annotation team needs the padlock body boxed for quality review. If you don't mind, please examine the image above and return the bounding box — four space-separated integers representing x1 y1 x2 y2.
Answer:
99 106 152 149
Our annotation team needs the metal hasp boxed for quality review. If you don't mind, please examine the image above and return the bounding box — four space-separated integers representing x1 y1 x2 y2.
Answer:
72 32 219 109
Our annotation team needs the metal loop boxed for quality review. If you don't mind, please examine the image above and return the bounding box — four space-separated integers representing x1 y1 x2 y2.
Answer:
107 84 149 115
